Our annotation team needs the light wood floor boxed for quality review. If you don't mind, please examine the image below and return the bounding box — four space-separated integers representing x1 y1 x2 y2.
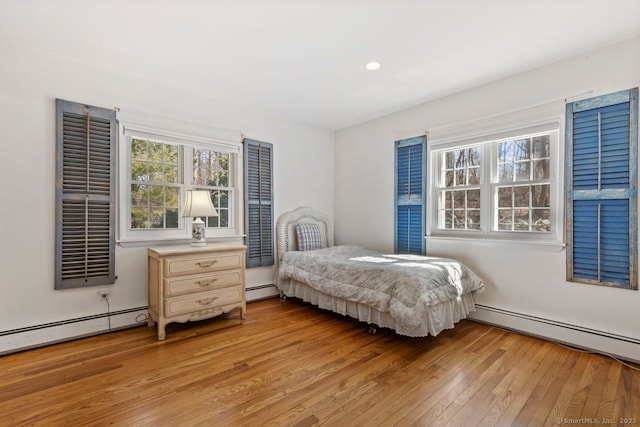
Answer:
1 298 639 427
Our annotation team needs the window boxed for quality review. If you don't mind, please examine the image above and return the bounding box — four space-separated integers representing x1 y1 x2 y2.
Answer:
439 146 481 230
130 138 180 230
431 126 558 240
395 136 426 254
566 88 638 289
118 123 242 243
495 135 551 232
55 99 116 289
244 138 274 267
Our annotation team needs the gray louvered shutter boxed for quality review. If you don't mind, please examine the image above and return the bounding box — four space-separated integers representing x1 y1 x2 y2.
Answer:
244 139 274 267
55 99 116 289
565 88 638 289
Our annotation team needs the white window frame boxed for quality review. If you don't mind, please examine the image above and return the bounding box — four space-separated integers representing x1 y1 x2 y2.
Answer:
429 122 562 243
117 121 243 245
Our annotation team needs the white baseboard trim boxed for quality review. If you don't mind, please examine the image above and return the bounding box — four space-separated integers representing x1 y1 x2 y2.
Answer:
0 285 280 356
0 307 149 356
470 304 640 364
246 283 279 301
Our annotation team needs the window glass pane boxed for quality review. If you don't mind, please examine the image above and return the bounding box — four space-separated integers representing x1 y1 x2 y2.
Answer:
514 139 531 161
467 189 480 209
498 187 512 208
453 190 465 208
532 184 550 208
498 208 513 230
515 162 530 181
148 162 163 182
131 207 147 229
533 159 549 180
514 186 530 207
453 210 465 229
532 135 549 159
444 170 454 187
442 191 452 209
131 160 148 181
498 163 513 183
444 210 453 228
148 185 164 207
219 209 229 227
149 208 164 228
219 190 229 209
164 164 179 183
498 141 513 164
166 208 179 228
468 166 480 185
131 184 147 207
456 169 466 186
131 139 147 160
514 209 530 230
468 147 481 166
532 209 551 232
445 151 455 169
467 210 480 230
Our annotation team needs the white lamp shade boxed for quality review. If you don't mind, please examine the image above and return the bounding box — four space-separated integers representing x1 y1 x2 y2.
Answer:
182 190 218 218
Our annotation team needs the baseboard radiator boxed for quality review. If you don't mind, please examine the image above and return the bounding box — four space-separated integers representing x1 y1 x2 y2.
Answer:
0 307 149 356
470 304 640 364
0 285 280 356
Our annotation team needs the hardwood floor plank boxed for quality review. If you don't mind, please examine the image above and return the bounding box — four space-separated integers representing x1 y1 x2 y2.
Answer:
0 297 638 427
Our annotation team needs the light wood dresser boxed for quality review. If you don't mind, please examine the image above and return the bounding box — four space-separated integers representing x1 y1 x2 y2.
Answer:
147 243 246 340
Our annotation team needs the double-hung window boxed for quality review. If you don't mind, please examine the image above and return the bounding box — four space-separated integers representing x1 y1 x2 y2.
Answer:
431 125 559 240
118 123 243 243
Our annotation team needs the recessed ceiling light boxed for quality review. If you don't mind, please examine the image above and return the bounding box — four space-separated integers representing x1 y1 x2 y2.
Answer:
365 61 381 71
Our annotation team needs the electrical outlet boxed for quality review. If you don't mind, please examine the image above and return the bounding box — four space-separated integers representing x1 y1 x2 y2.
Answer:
98 289 110 298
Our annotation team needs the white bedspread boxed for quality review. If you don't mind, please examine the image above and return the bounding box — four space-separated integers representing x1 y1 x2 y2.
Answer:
276 245 485 330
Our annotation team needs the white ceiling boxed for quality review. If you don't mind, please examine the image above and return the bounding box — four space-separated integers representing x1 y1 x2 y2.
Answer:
1 0 639 131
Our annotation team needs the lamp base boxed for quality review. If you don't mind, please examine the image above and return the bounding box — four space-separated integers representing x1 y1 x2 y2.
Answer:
191 218 207 246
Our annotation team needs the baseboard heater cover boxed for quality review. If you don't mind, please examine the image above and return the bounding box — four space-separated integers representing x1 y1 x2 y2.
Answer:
1 285 281 355
0 307 148 356
246 283 279 301
470 304 640 364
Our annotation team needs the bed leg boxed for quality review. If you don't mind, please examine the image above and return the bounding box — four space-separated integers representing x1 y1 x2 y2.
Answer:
279 291 287 301
368 324 378 335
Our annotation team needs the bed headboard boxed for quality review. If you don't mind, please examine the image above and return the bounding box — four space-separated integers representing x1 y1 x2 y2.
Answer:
276 206 334 261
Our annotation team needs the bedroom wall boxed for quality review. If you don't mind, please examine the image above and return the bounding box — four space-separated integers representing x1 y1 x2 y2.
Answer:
334 37 640 361
0 39 334 352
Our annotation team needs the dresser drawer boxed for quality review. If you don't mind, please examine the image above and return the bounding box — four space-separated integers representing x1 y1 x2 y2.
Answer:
164 270 242 297
164 286 243 317
164 251 243 277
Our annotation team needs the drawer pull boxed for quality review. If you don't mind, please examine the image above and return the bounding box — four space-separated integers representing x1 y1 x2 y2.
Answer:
196 260 217 268
196 278 218 287
196 297 218 305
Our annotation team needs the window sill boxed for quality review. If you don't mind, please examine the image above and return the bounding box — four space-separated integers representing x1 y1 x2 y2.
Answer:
426 234 565 251
118 234 245 248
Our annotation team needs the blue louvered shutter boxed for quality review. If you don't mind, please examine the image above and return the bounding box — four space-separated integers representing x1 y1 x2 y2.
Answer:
395 136 426 254
566 88 638 289
244 139 274 268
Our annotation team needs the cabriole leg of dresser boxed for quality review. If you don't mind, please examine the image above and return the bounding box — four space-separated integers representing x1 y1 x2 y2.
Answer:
157 319 166 340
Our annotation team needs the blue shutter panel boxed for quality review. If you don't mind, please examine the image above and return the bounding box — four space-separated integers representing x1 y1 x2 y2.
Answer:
244 139 274 268
566 88 638 289
395 136 426 254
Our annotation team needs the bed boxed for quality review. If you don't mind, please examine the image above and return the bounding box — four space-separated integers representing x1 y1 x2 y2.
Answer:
274 206 485 336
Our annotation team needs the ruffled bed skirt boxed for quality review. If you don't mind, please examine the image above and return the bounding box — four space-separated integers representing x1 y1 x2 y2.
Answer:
276 277 479 337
